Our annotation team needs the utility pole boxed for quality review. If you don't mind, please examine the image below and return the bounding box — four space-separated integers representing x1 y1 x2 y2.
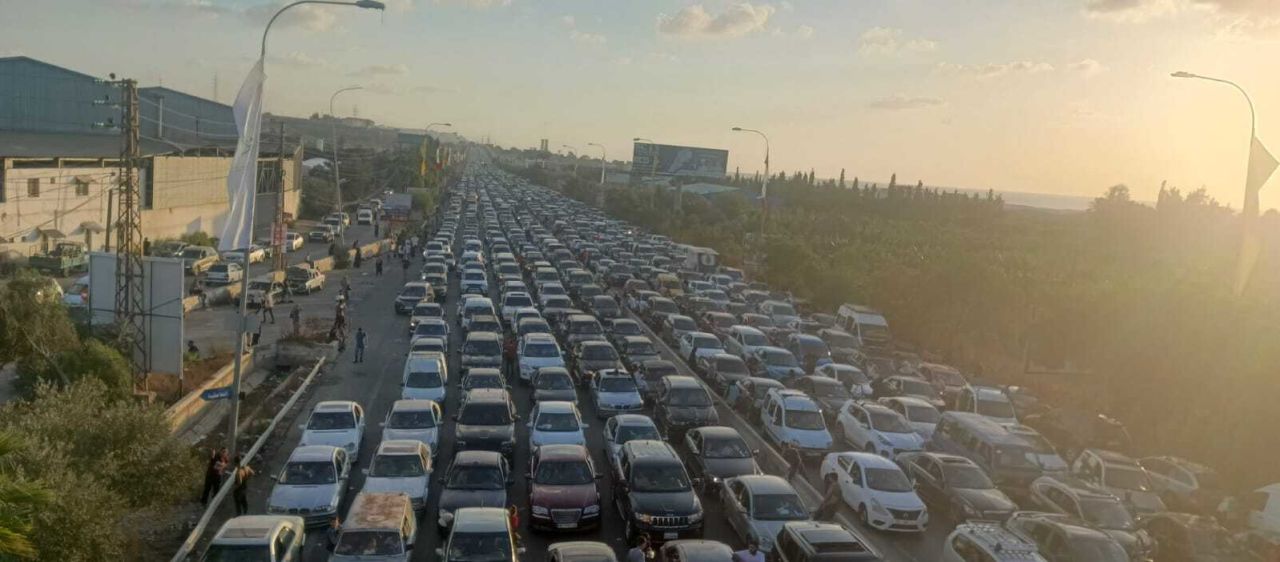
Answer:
273 122 287 274
113 78 147 383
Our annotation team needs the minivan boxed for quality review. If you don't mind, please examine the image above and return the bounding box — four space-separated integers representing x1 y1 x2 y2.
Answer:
928 412 1048 502
328 492 417 561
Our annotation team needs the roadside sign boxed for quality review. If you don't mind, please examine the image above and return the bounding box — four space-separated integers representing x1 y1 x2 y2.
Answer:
201 386 234 401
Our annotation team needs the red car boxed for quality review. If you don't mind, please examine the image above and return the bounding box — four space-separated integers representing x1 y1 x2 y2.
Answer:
526 444 602 532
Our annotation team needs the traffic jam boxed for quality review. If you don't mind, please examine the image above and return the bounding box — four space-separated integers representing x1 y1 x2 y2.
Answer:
201 156 1277 562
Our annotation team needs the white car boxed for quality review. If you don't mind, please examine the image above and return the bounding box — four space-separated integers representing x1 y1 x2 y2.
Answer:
285 232 304 251
814 363 874 399
204 263 244 286
589 369 644 418
602 414 662 473
677 331 726 363
819 452 928 532
267 445 352 526
360 440 433 511
760 389 834 459
401 353 447 403
724 325 772 361
460 270 489 294
877 397 941 441
500 291 536 325
221 245 267 264
719 475 812 553
517 333 565 382
528 401 588 449
381 399 442 458
835 400 924 458
298 401 366 456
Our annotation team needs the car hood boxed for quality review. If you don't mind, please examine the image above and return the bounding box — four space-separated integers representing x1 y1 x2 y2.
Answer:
869 490 925 511
362 476 429 500
580 359 621 372
627 353 661 365
663 406 718 424
268 483 340 510
402 387 445 401
629 491 701 516
952 487 1017 514
814 396 847 413
764 365 805 380
531 482 599 509
439 488 506 512
748 520 792 552
456 424 514 444
702 457 760 479
782 428 833 449
534 389 578 402
520 357 564 369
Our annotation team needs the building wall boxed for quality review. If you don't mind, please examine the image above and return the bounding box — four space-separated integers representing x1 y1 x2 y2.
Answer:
0 163 117 254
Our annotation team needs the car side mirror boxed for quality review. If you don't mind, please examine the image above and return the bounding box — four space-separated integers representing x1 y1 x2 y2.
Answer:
435 548 445 557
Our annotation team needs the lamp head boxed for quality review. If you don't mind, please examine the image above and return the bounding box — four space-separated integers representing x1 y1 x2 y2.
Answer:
355 0 386 9
1171 71 1196 79
442 122 452 127
732 127 743 131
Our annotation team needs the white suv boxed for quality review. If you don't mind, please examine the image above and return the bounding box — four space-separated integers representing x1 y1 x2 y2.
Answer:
760 389 833 460
835 400 924 458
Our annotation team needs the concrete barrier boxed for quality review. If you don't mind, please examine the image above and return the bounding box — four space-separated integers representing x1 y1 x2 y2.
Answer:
163 350 255 434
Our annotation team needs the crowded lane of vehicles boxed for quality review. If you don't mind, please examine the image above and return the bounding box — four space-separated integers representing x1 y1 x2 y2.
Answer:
200 158 1277 562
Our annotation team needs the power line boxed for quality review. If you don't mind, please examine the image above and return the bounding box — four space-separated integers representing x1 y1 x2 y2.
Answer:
137 96 237 127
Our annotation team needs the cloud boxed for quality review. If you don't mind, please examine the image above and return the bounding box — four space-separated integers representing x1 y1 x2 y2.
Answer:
936 60 1054 78
612 56 634 66
1067 58 1106 76
412 84 459 94
857 27 937 55
1082 0 1179 21
795 24 815 39
271 51 328 68
570 30 607 44
348 63 410 77
1083 0 1278 36
560 15 576 28
430 0 512 7
867 95 946 111
657 3 775 39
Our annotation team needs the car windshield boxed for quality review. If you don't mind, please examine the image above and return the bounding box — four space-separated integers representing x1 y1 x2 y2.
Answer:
616 424 661 444
798 339 828 354
865 467 913 492
407 371 443 389
752 493 809 520
1080 497 1136 530
710 315 735 328
447 465 505 490
414 305 440 317
993 446 1040 470
463 272 486 281
370 454 426 478
472 320 501 333
535 412 580 432
976 398 1016 419
464 374 502 390
770 303 797 316
388 410 435 429
459 403 512 425
668 388 712 407
571 321 603 334
534 372 573 390
202 545 271 562
627 342 657 356
943 465 994 489
1068 537 1131 562
416 323 447 337
1107 466 1153 491
786 410 826 430
693 335 722 349
652 301 679 313
825 333 859 348
737 332 769 347
180 249 205 259
544 296 572 308
505 295 533 307
534 460 593 485
905 405 941 424
464 339 501 355
868 410 913 433
672 317 697 330
764 350 799 367
611 322 641 335
716 358 749 374
401 286 426 298
582 345 618 361
901 379 939 398
631 464 691 492
599 377 637 393
279 461 336 485
810 381 851 399
307 412 355 430
447 532 513 562
703 436 752 459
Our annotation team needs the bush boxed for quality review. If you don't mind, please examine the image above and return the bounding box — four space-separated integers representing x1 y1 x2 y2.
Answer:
178 231 218 248
14 339 132 401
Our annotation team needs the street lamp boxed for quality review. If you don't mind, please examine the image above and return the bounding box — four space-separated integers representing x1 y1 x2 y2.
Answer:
329 85 363 221
1171 71 1256 135
587 142 607 185
562 144 579 175
732 126 770 238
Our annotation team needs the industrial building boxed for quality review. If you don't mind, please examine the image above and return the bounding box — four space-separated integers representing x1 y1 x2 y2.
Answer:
0 56 300 259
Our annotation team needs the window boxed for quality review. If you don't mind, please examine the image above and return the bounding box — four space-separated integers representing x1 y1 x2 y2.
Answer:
1045 487 1074 512
848 461 863 484
923 459 945 483
74 178 89 196
27 178 39 198
273 527 297 562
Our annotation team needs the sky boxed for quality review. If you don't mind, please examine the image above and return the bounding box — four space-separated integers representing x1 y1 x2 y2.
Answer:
2 0 1279 207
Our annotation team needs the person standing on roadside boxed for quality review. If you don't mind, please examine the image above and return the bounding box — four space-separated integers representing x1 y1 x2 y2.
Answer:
354 328 367 363
231 455 254 516
261 291 275 324
375 257 383 276
290 304 301 336
199 448 222 505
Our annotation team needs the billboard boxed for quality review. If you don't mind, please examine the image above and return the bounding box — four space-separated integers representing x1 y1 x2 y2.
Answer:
88 253 185 375
383 193 413 221
632 143 728 179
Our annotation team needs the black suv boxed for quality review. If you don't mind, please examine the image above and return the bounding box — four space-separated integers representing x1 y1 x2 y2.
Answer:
454 388 518 459
769 521 880 561
613 440 704 545
655 376 718 438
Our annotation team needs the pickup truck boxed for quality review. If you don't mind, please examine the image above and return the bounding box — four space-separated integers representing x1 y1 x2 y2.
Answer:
180 245 220 275
244 277 285 309
285 265 325 294
30 242 87 277
307 224 336 242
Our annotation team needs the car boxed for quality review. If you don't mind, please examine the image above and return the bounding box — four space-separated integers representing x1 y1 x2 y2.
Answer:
360 440 434 512
682 426 761 492
613 440 704 545
746 347 805 382
466 314 502 336
589 369 645 418
1003 511 1130 562
588 295 622 320
395 282 432 315
606 318 645 343
400 353 447 403
499 291 535 325
723 325 772 361
1070 448 1168 516
619 336 661 369
408 302 445 336
654 376 718 438
525 444 603 532
380 399 442 458
436 453 512 532
898 452 1017 522
569 340 625 383
915 362 969 405
782 333 834 373
940 521 1046 562
460 269 489 294
1022 409 1134 463
298 401 365 456
759 389 833 459
266 445 352 526
201 515 305 562
204 262 243 285
243 277 284 309
836 400 923 458
817 328 862 365
759 300 800 328
877 396 941 441
952 385 1019 425
818 452 928 532
770 521 882 562
726 377 786 423
461 368 506 396
871 375 947 411
1138 455 1225 515
660 314 699 346
602 414 663 473
677 331 726 364
699 353 750 395
437 507 521 561
1140 512 1252 562
531 366 578 403
813 363 873 399
633 360 679 402
546 541 617 562
221 245 267 264
790 376 853 425
308 224 336 242
411 318 450 342
356 208 374 225
1026 475 1155 561
459 296 496 331
517 333 565 382
561 314 608 347
528 400 588 449
454 388 518 458
719 475 811 553
461 331 504 372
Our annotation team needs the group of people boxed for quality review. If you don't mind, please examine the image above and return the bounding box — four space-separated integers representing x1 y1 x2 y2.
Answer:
199 448 255 516
624 536 765 562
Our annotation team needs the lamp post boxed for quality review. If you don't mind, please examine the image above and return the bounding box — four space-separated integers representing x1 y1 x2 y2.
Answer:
587 142 607 184
732 126 770 237
562 144 579 176
226 0 384 463
329 85 362 222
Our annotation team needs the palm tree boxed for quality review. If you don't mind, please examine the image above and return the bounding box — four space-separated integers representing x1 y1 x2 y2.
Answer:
0 431 49 559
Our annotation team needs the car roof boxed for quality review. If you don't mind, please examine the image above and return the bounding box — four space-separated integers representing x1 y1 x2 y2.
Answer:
621 335 653 344
536 444 590 461
313 400 357 412
288 445 338 462
522 333 557 343
667 540 733 557
452 450 504 466
841 451 900 470
614 414 658 427
622 439 679 461
213 516 297 544
772 389 821 410
536 401 577 414
376 440 427 456
390 399 438 411
464 388 511 403
733 475 797 495
465 331 501 341
783 521 874 554
640 359 677 369
344 492 411 531
452 507 509 533
663 375 702 388
691 426 743 440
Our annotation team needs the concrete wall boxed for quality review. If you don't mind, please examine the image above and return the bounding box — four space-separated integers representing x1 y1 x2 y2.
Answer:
0 163 117 254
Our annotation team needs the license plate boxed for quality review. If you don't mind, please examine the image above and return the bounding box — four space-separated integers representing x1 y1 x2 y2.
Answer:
662 532 678 540
557 522 577 529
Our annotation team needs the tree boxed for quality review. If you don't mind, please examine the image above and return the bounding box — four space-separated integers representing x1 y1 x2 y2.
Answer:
0 431 49 560
15 340 132 401
0 271 79 366
838 169 846 189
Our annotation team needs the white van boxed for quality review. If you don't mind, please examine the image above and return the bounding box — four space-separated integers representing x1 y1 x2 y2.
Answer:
835 303 893 349
356 209 375 225
401 353 447 403
328 492 417 562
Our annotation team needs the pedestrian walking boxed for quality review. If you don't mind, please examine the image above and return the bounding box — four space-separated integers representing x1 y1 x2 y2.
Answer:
231 455 254 516
354 328 367 363
814 480 844 520
626 535 650 562
785 443 805 482
341 277 352 302
199 448 222 505
375 258 383 276
290 305 302 336
261 291 276 324
281 281 293 304
732 539 766 562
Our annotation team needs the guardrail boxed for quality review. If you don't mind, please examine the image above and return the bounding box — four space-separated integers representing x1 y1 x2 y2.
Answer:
168 356 327 562
164 350 255 434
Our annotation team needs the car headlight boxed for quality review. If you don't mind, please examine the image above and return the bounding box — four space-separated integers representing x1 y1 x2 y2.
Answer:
345 442 357 452
710 476 722 484
635 513 655 524
583 504 600 515
870 499 889 514
531 506 549 516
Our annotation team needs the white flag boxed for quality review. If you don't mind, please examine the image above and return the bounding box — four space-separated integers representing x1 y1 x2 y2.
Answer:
218 59 266 252
1234 135 1277 295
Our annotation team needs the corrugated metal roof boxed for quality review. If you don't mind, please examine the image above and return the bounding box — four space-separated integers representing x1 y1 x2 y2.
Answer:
0 131 180 158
